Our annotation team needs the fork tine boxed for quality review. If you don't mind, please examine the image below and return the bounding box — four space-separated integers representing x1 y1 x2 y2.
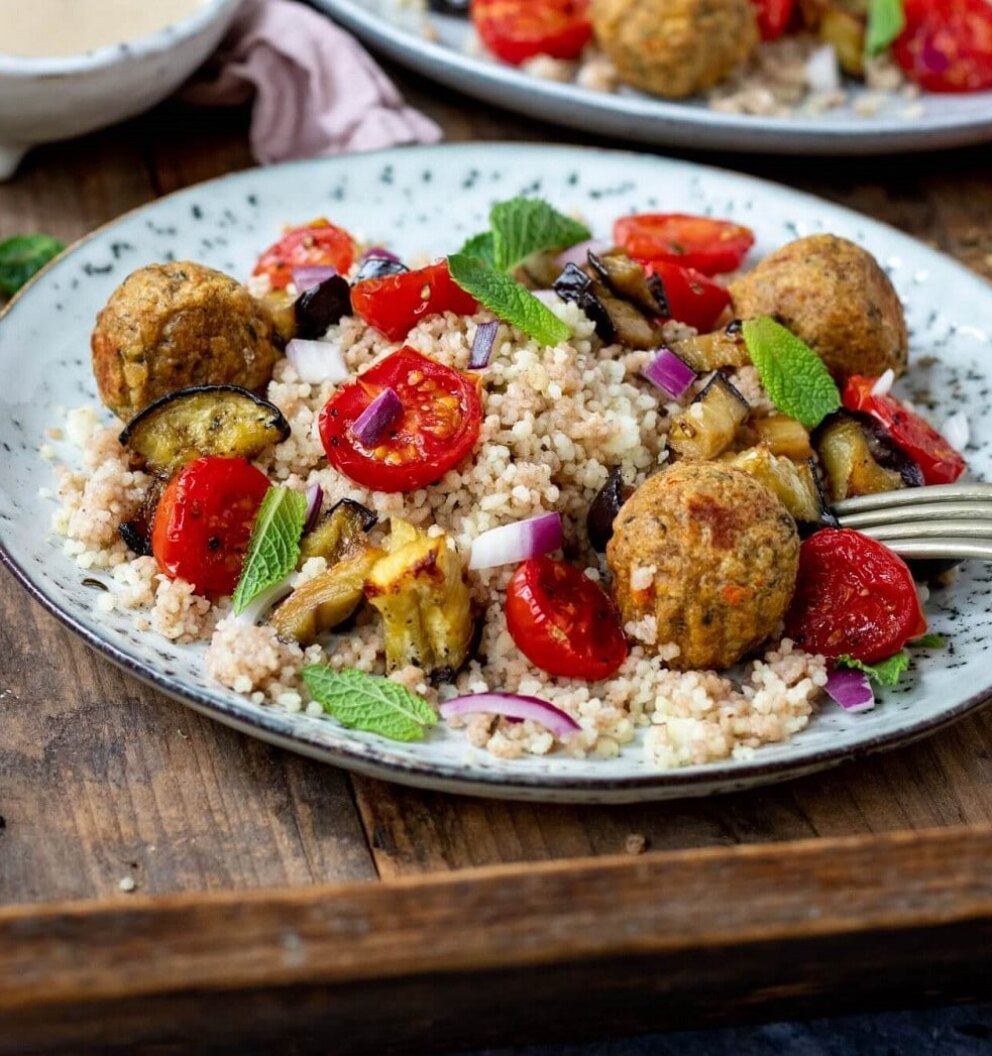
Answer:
855 520 992 542
833 482 992 515
869 539 992 561
838 501 992 528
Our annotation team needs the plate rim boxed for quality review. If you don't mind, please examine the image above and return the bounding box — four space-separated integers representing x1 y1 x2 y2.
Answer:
313 0 992 155
2 141 991 803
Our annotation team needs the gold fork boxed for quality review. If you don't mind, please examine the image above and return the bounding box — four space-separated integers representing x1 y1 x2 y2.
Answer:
833 483 992 561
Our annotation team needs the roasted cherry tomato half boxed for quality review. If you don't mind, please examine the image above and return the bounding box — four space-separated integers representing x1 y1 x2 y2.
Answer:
471 0 592 65
750 0 794 40
893 0 992 93
319 346 483 493
843 375 966 486
506 556 629 681
645 261 732 332
785 528 927 664
253 220 356 291
151 456 270 596
350 261 480 342
613 214 755 276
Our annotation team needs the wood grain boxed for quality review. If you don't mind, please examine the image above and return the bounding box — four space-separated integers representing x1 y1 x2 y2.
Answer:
2 827 992 1054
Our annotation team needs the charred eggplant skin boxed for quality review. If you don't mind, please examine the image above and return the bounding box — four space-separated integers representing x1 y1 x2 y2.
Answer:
294 274 352 340
118 519 151 556
300 497 379 566
354 257 409 283
119 384 291 480
587 250 668 317
553 263 616 341
587 467 631 552
856 413 925 488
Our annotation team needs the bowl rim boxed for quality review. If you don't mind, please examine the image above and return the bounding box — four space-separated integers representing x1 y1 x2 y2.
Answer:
0 0 241 76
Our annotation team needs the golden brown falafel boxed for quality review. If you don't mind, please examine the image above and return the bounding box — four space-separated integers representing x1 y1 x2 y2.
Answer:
606 461 799 671
92 261 280 420
590 0 760 99
729 234 908 382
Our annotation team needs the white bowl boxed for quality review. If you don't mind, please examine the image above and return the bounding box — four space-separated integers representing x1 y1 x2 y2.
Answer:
0 0 243 180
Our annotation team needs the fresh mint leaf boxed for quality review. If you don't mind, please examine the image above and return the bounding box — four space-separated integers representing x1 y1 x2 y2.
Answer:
448 251 570 347
742 316 841 428
910 633 946 649
0 234 64 296
490 197 590 272
231 486 307 614
458 230 496 267
302 666 438 742
837 650 909 687
866 0 905 57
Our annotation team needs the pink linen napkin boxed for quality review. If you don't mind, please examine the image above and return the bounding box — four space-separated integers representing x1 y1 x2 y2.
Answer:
182 0 442 163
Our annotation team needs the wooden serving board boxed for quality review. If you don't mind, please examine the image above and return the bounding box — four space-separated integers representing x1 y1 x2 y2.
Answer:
3 74 992 1054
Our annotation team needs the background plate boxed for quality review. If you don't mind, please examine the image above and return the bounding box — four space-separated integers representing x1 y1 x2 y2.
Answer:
2 143 991 802
312 0 992 156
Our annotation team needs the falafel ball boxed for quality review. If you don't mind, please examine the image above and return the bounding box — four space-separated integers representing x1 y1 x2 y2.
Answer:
606 461 799 671
729 234 908 382
590 0 759 99
92 261 281 420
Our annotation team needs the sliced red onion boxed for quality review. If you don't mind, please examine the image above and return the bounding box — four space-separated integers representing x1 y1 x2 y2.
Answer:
292 265 337 292
642 347 697 400
468 512 562 570
824 669 875 713
555 238 610 270
439 693 581 737
303 484 323 534
285 338 350 385
352 387 402 448
942 411 970 452
233 577 293 628
470 320 500 369
871 368 895 398
361 245 402 265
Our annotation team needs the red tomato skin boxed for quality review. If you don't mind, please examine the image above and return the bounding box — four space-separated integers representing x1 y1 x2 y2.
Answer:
506 557 629 681
751 0 794 40
842 376 966 486
893 0 992 93
613 214 755 276
350 261 480 342
253 220 356 290
151 456 271 597
318 346 483 493
785 529 928 664
472 0 592 65
645 261 732 332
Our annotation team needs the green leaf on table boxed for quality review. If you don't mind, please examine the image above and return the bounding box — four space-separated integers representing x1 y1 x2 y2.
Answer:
0 234 65 297
231 486 307 615
490 197 591 272
302 666 438 742
742 316 841 428
448 251 571 347
836 650 910 687
910 632 946 649
865 0 905 57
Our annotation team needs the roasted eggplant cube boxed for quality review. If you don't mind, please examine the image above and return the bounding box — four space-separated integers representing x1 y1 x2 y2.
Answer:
294 274 352 341
365 519 473 675
270 545 384 646
668 374 750 460
119 384 291 479
299 498 378 566
749 414 813 461
815 413 907 503
587 466 631 553
587 250 668 316
670 328 751 372
729 447 826 524
553 263 615 342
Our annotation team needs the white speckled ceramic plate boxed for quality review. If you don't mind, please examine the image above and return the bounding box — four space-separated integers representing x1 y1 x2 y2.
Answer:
1 144 991 802
312 0 992 155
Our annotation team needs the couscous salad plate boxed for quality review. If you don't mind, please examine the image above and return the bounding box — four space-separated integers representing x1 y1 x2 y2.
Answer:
2 143 991 803
313 0 992 156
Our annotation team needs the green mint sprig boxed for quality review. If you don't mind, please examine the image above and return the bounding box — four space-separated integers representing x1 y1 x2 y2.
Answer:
742 316 841 429
303 666 438 741
449 197 589 347
837 650 909 687
865 0 905 57
448 253 569 348
910 633 945 649
232 486 307 614
0 234 65 296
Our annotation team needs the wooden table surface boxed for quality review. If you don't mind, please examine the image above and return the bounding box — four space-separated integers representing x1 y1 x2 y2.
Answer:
3 69 992 906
